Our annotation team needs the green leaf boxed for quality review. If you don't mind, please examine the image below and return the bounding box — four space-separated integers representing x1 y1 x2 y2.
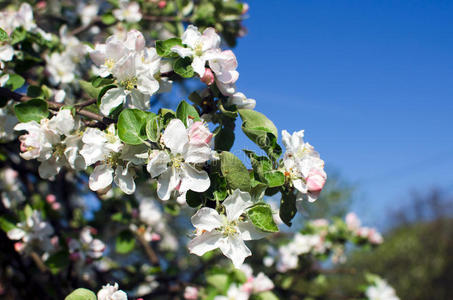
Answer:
101 13 116 25
280 191 297 226
45 251 69 274
215 126 235 151
65 288 96 300
156 38 182 58
14 99 49 122
11 27 26 45
118 109 153 145
92 76 114 88
176 100 200 125
186 190 202 207
79 80 101 99
116 230 136 254
252 291 280 300
0 215 17 233
164 203 180 216
220 151 251 192
247 203 279 233
173 57 194 78
206 273 230 292
263 170 285 188
27 86 44 98
145 115 161 142
0 28 8 42
6 74 25 91
238 109 278 138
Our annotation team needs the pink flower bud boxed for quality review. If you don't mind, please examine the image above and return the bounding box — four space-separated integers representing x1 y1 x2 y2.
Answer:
306 169 326 193
242 3 249 14
36 1 47 9
20 141 27 152
89 227 98 235
201 68 215 86
158 1 167 9
151 233 161 241
14 242 25 252
184 286 198 300
188 122 213 145
241 279 254 293
51 236 59 247
46 194 56 204
52 202 61 210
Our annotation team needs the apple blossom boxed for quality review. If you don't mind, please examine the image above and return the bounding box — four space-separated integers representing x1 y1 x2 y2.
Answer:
147 119 212 201
97 283 128 300
113 1 142 23
0 168 25 209
184 286 199 300
366 277 400 300
68 227 106 261
227 92 256 110
214 284 249 300
188 189 267 268
281 129 327 202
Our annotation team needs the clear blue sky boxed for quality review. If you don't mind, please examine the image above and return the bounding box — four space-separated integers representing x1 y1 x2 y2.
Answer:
230 0 453 228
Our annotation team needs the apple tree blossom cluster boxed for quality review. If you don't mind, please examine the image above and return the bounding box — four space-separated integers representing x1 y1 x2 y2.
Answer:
0 1 399 299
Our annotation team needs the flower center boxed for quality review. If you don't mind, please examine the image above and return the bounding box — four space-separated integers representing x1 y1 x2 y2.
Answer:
194 43 203 56
105 58 115 70
221 221 238 237
171 154 184 168
120 77 138 90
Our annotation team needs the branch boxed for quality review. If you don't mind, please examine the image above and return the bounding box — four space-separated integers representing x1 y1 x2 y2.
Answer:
135 231 160 266
0 87 115 125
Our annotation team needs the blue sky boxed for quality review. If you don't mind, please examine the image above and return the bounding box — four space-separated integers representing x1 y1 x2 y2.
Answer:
230 0 453 228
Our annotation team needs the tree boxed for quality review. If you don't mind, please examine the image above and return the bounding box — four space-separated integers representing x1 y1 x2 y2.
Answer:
0 1 397 299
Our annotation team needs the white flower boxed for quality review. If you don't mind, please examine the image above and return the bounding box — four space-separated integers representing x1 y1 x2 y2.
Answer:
113 1 142 23
81 125 136 194
184 286 199 300
139 196 163 226
77 2 99 26
171 25 221 77
0 103 17 142
7 210 54 253
188 189 267 268
366 278 400 300
227 92 256 110
281 129 327 202
345 212 361 232
214 284 249 300
97 283 128 300
68 227 105 261
147 119 212 201
45 52 76 85
0 168 25 209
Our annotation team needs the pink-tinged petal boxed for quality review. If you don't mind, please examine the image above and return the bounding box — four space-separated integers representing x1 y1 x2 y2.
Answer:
162 119 188 154
191 207 223 232
89 164 114 191
306 168 326 193
89 44 106 66
188 231 223 256
201 27 221 51
188 121 213 145
200 68 215 85
223 189 253 222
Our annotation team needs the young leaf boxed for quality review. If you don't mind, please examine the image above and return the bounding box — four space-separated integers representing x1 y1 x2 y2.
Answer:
101 13 116 25
156 38 182 58
263 170 285 188
176 100 200 125
280 191 297 226
0 215 17 233
220 151 251 192
145 115 161 142
14 99 49 122
215 126 235 151
173 57 195 78
6 74 25 91
65 288 96 300
0 28 8 42
10 27 26 45
247 203 279 233
116 230 136 254
238 109 278 138
79 80 102 99
118 109 153 145
92 76 114 88
27 86 44 98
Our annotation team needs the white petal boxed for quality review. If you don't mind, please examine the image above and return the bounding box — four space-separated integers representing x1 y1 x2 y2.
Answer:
223 189 253 222
146 150 171 177
182 25 201 49
192 56 206 78
38 159 61 179
219 235 251 268
188 231 223 256
183 143 211 164
157 167 179 201
171 45 194 58
129 89 150 111
100 87 126 116
89 164 114 191
191 207 223 231
7 228 25 240
238 221 268 241
179 164 210 193
162 119 188 154
114 165 136 195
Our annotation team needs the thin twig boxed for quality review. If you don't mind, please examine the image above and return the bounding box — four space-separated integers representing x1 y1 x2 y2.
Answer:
135 231 160 266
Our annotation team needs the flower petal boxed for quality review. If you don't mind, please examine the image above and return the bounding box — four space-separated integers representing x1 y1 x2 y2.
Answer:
219 235 251 268
188 231 223 256
179 164 210 193
100 87 126 116
157 167 179 200
191 207 223 232
89 164 114 191
162 119 188 154
223 189 253 222
114 165 136 195
238 221 268 241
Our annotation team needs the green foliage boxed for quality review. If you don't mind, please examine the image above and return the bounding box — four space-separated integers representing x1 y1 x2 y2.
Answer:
146 114 161 142
220 151 251 192
0 215 17 232
14 99 49 122
10 27 26 45
101 13 116 25
0 27 8 41
173 57 195 78
156 38 182 58
91 76 115 88
79 80 102 99
118 109 155 145
279 190 297 226
64 288 96 300
5 74 25 91
116 230 136 254
176 100 200 125
45 251 70 274
247 203 279 232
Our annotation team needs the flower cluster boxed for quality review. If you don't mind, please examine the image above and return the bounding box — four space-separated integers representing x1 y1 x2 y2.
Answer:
346 212 384 245
365 275 400 300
